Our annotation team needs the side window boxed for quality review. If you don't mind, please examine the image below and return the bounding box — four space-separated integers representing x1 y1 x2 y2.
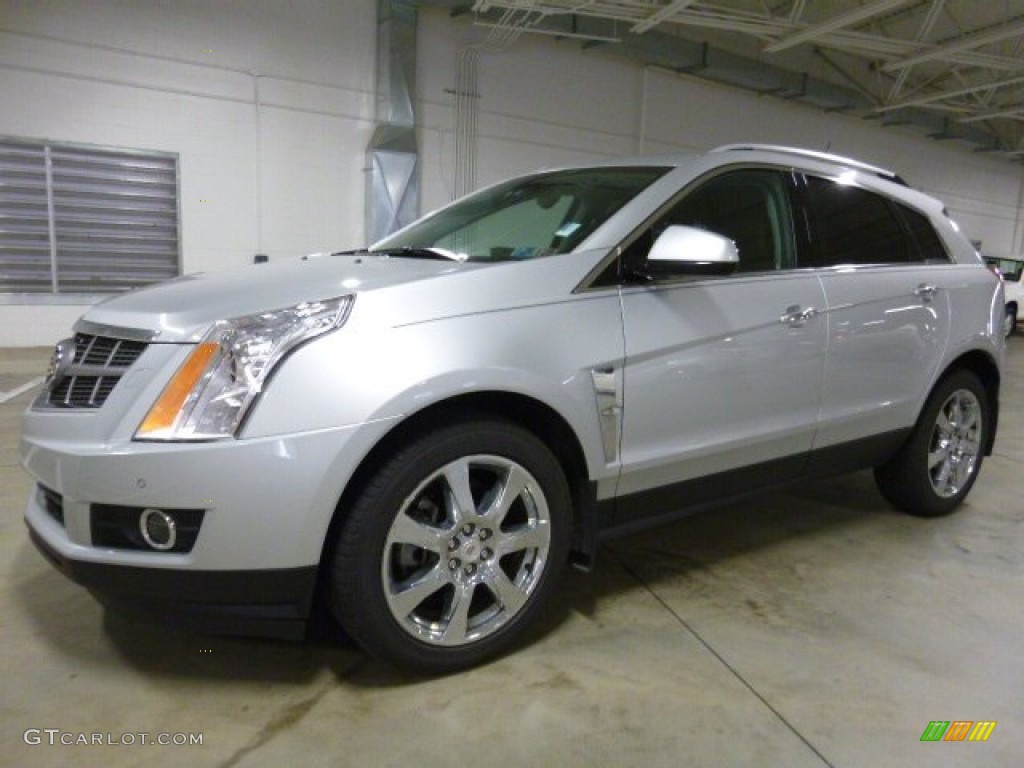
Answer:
799 175 912 267
892 204 950 263
622 169 795 275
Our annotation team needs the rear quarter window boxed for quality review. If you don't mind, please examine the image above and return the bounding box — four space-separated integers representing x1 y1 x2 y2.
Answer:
892 204 951 263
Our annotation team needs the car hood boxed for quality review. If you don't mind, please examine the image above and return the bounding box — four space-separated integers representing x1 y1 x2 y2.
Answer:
80 255 482 342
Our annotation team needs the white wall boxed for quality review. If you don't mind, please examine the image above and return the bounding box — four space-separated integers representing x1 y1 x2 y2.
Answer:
0 0 376 346
1 2 1022 346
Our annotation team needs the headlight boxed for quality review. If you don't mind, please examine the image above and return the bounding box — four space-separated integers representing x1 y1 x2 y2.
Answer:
135 296 354 441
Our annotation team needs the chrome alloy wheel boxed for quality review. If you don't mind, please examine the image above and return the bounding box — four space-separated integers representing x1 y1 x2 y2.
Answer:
381 455 552 647
928 388 983 498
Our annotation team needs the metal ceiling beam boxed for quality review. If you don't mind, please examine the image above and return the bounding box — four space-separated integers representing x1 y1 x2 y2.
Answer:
765 0 913 53
666 13 1022 71
877 73 1024 112
474 19 622 42
475 2 1023 70
437 0 1019 154
882 18 1024 72
960 105 1024 124
888 0 946 101
475 1 789 34
632 0 697 35
814 48 882 108
788 0 807 25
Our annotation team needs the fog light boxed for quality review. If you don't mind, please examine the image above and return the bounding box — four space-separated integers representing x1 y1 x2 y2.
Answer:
139 508 177 551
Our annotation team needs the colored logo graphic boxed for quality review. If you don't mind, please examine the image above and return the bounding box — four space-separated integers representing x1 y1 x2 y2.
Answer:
920 721 996 742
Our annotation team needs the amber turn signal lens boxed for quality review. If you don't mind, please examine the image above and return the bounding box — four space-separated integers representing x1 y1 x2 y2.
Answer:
136 342 220 436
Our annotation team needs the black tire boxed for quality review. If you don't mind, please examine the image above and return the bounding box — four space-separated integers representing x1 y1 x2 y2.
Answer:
1005 304 1018 339
329 418 570 673
874 370 989 517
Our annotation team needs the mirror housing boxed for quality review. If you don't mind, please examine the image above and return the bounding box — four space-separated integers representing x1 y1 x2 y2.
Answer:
646 225 739 278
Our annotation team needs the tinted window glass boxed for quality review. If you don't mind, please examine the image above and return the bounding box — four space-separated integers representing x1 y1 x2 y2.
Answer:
623 169 794 274
894 204 950 263
800 175 910 267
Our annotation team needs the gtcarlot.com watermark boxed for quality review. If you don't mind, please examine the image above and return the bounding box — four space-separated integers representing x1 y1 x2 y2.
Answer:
24 729 203 747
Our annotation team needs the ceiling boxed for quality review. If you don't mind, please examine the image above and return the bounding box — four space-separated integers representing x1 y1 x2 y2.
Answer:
426 1 1024 159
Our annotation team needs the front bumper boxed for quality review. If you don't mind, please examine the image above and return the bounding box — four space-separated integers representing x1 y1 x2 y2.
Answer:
28 527 317 639
21 417 396 638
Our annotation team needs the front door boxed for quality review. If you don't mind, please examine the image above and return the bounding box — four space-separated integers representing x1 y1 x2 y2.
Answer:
614 168 828 521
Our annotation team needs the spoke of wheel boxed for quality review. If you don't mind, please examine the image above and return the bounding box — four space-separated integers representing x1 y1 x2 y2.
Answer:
482 464 530 527
496 522 548 556
951 459 971 491
932 459 953 495
958 407 979 434
936 409 954 436
442 459 476 526
928 443 950 471
441 582 475 644
389 513 446 552
953 402 968 430
487 567 529 613
388 564 449 619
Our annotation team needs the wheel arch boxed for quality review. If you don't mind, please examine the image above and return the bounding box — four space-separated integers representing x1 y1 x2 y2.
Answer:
316 391 597 579
936 350 1001 456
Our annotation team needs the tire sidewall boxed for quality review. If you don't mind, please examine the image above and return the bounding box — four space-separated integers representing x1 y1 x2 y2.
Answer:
331 420 571 673
898 370 988 516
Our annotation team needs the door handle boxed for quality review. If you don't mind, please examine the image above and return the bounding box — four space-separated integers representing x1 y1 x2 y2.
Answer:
779 305 818 327
914 284 937 302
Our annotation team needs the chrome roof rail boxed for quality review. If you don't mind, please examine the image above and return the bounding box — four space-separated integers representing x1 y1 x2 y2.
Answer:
710 144 906 185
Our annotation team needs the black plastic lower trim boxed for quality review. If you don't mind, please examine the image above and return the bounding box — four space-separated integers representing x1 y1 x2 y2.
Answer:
28 527 317 641
600 453 807 541
593 429 913 544
803 428 910 478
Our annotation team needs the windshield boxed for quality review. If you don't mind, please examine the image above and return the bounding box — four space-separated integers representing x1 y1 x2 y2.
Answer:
371 167 669 263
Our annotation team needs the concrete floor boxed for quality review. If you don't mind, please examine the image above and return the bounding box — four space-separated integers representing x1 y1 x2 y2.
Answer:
1 341 1021 768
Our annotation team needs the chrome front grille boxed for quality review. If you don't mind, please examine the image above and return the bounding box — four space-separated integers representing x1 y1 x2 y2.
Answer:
77 334 148 367
41 333 148 409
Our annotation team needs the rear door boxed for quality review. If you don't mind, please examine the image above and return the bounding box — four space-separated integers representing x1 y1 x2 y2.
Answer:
794 173 952 460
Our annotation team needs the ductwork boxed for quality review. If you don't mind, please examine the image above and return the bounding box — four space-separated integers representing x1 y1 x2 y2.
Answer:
366 0 420 244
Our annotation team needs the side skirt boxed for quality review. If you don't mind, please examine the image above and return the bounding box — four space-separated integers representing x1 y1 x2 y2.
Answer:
574 429 911 558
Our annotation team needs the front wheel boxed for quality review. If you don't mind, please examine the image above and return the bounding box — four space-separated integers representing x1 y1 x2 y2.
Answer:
329 419 571 673
875 370 989 517
1004 304 1018 338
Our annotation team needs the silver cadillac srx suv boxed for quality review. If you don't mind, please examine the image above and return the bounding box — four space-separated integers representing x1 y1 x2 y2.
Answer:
21 145 1004 672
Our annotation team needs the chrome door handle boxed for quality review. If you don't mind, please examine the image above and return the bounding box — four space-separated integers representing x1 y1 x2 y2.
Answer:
779 305 818 327
914 284 937 302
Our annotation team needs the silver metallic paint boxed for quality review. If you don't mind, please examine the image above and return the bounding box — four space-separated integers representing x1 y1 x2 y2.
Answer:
20 147 1005 580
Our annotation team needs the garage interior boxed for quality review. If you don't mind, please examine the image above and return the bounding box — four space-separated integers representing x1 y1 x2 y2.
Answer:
1 1 1023 766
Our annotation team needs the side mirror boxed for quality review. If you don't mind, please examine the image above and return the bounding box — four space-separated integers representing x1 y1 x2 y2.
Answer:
647 225 739 277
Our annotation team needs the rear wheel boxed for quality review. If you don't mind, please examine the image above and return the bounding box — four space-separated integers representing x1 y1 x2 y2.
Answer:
875 370 988 517
1004 304 1018 338
329 419 570 673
